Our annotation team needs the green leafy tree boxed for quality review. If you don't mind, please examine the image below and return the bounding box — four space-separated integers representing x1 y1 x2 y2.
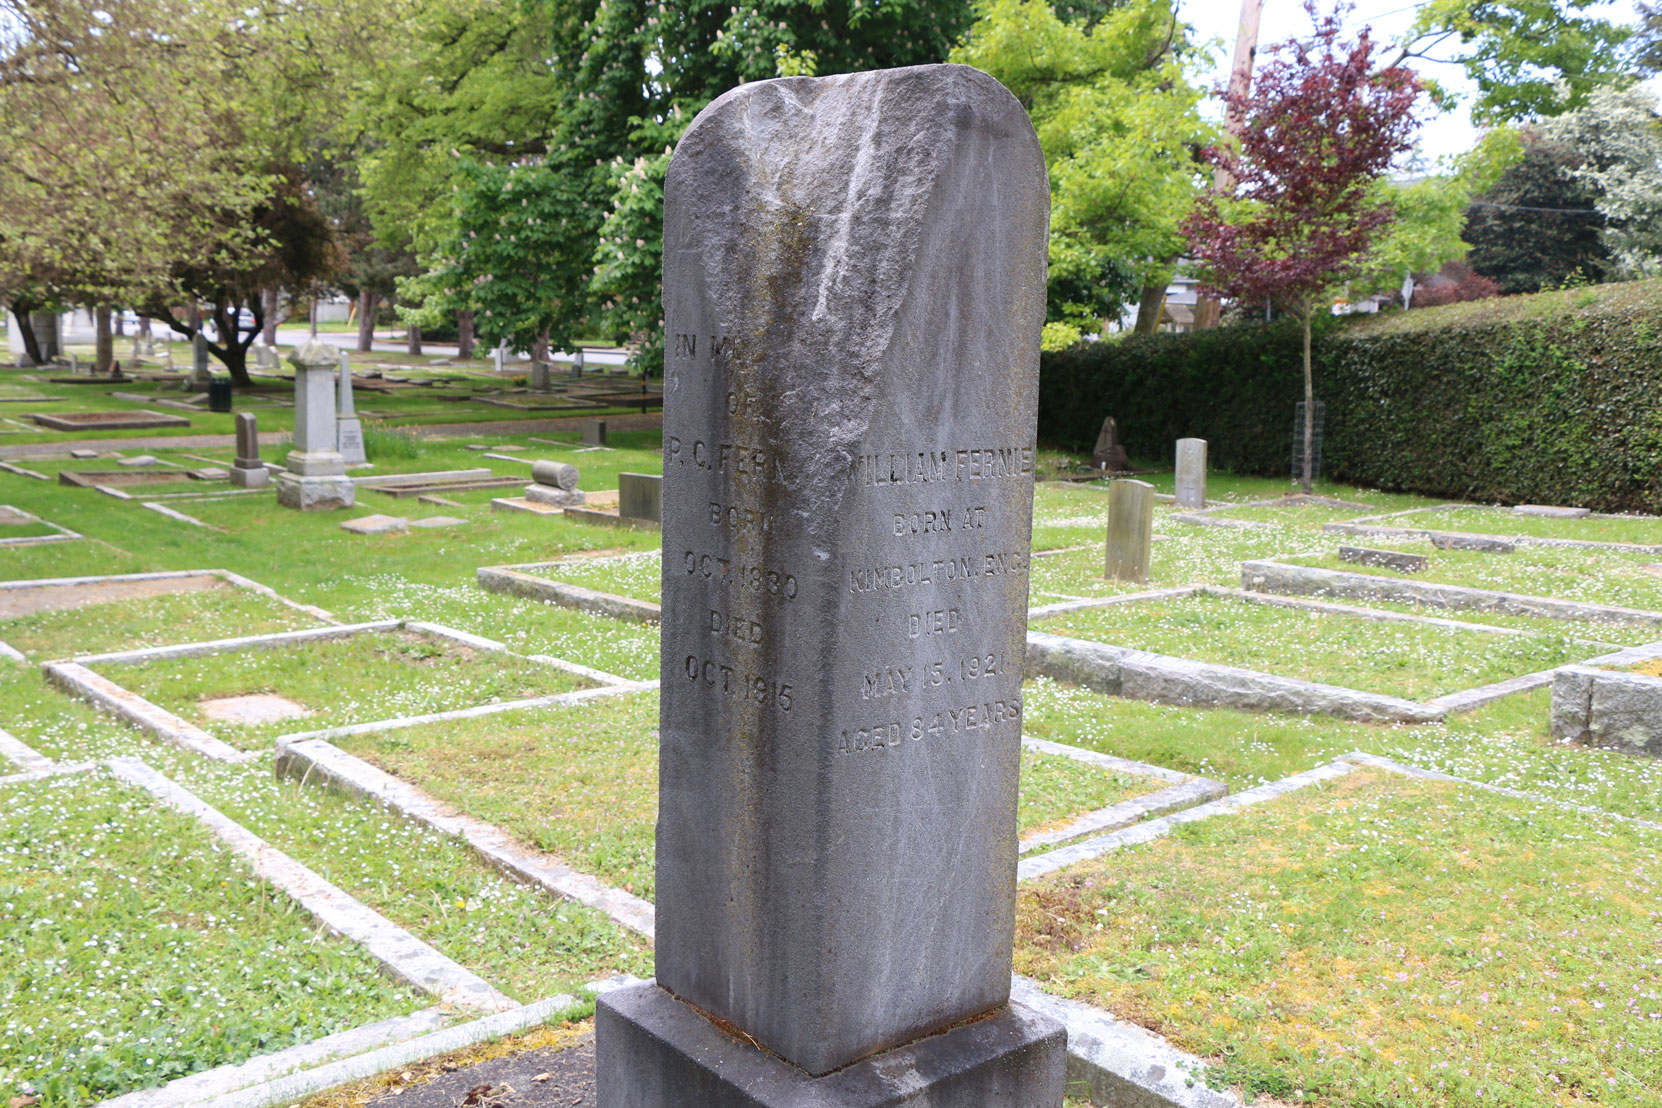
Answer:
1463 137 1610 293
1395 0 1636 123
953 0 1211 332
1537 86 1662 278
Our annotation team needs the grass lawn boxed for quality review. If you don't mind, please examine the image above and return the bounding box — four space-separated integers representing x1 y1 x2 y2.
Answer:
98 631 592 750
1397 506 1662 547
1292 546 1662 615
0 770 426 1108
333 691 1166 903
1016 768 1662 1107
525 550 662 603
0 585 321 659
1032 593 1590 700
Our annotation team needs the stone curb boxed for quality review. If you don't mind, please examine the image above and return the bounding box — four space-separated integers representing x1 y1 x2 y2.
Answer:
45 661 246 761
0 724 54 771
93 1008 454 1108
1016 762 1358 884
109 757 517 1012
477 565 661 623
270 683 654 746
140 501 215 529
0 567 333 620
1422 669 1561 713
1019 778 1230 855
1241 558 1662 632
0 760 96 788
1009 977 1242 1108
402 620 635 687
1337 751 1662 831
68 619 403 667
275 737 658 941
353 468 492 487
1323 516 1662 556
1028 588 1196 620
1020 737 1193 784
106 993 592 1108
0 504 80 546
1025 630 1442 724
1197 585 1554 640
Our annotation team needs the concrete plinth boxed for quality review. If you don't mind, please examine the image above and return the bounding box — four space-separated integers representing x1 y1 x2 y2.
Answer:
229 465 270 489
597 983 1065 1108
276 472 355 511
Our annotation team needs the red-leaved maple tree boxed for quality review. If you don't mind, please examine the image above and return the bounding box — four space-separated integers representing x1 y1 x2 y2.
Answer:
1182 2 1421 492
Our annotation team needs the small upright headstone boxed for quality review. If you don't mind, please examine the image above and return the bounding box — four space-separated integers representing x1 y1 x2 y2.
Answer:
190 333 213 389
529 361 551 392
1105 478 1155 583
572 348 585 376
1091 415 1129 472
596 64 1063 1107
616 472 661 522
582 419 607 447
230 412 269 489
1174 437 1208 509
275 339 354 511
491 343 505 374
336 351 367 465
523 459 585 507
69 353 80 375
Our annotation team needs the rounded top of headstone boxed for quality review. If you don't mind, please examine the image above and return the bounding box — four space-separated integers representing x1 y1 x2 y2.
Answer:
531 459 580 490
288 338 338 371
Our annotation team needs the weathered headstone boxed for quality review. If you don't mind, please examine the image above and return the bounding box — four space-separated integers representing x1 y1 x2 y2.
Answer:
596 65 1063 1107
529 361 551 392
491 343 505 374
523 459 585 507
1105 478 1154 583
581 418 607 447
336 351 367 465
1174 437 1208 509
616 472 661 523
230 412 269 488
1091 415 1129 472
275 340 354 510
571 348 585 376
190 333 213 389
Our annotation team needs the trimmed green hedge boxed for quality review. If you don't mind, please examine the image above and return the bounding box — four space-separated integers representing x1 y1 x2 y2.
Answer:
1038 280 1662 513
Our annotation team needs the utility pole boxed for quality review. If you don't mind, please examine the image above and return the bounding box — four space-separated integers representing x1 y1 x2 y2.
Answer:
1194 0 1264 330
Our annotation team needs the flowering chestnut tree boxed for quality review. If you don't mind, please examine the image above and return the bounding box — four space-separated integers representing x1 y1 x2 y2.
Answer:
1182 2 1421 492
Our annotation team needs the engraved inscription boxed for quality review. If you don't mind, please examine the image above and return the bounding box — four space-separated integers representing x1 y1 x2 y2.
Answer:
683 551 799 600
852 447 1035 488
909 609 960 637
892 506 987 536
861 666 913 700
664 437 778 482
837 696 1024 757
709 609 764 646
711 501 771 534
683 655 793 713
847 551 1029 595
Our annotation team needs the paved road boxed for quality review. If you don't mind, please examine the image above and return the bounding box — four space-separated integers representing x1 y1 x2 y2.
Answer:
270 326 633 367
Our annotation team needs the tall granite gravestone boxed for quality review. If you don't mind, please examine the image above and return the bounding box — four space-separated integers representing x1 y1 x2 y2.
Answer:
229 413 269 489
596 65 1064 1107
1091 416 1129 472
336 351 367 465
1174 437 1207 509
275 339 355 510
190 334 213 389
1105 478 1154 583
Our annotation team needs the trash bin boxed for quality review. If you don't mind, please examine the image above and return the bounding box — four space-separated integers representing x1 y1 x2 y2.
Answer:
208 377 234 413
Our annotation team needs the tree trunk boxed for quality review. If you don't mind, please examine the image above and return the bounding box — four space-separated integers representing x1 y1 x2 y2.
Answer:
1133 276 1171 335
94 304 114 373
1301 308 1314 495
407 322 422 356
457 309 475 359
114 309 125 338
262 287 279 345
531 329 550 366
10 303 43 366
357 290 378 352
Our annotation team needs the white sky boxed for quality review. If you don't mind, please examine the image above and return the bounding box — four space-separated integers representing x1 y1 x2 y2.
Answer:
1181 0 1660 164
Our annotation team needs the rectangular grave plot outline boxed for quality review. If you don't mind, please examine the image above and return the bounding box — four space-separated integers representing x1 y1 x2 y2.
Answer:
476 552 662 624
0 503 80 548
1025 584 1659 722
44 619 646 764
0 568 337 660
33 409 191 431
1322 502 1662 556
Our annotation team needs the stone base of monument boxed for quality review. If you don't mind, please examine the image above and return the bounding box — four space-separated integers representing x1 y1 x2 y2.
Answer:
275 472 355 511
596 984 1066 1108
229 464 270 489
524 484 585 507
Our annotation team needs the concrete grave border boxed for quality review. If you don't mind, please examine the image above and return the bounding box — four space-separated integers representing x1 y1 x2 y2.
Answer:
1170 493 1373 531
1241 555 1662 634
109 757 517 1011
0 503 81 547
477 553 662 623
1324 503 1662 555
1017 737 1227 854
0 568 336 660
46 619 642 764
